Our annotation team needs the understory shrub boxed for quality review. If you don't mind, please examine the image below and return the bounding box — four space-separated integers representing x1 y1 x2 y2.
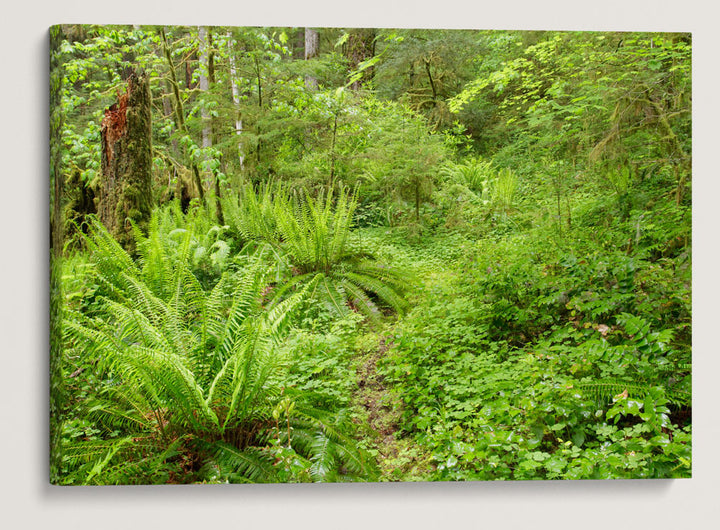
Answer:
379 228 691 481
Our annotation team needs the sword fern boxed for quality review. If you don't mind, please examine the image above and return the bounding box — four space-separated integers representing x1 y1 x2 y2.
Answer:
62 216 376 484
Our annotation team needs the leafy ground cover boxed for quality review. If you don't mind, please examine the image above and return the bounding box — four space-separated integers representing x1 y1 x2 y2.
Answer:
376 225 691 480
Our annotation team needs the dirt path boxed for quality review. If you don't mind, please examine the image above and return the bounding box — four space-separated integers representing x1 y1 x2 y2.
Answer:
354 336 433 480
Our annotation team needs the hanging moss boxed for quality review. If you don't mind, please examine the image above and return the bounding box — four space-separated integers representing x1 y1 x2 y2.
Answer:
62 167 97 249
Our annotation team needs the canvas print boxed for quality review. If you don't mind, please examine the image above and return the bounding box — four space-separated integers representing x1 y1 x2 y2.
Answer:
49 24 691 485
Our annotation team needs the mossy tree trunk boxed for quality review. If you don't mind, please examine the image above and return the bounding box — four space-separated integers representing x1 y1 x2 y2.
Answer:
345 28 376 90
98 72 153 253
49 25 65 485
160 28 205 206
199 26 225 225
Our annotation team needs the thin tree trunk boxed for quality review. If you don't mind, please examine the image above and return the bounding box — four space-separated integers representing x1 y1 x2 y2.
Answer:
555 180 563 237
304 28 319 89
160 28 205 202
640 84 690 205
205 28 224 225
98 72 153 253
199 26 211 150
162 80 180 155
293 27 305 59
424 57 437 101
228 32 245 170
253 54 263 166
329 107 340 187
185 44 197 90
415 176 420 222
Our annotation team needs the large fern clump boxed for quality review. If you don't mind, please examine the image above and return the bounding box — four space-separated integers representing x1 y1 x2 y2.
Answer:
225 184 412 323
439 156 494 195
61 216 376 484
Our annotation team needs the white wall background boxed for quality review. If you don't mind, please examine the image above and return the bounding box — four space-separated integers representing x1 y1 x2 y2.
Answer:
2 1 717 528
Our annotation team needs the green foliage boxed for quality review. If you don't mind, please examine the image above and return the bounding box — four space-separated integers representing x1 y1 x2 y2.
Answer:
61 217 376 484
224 184 412 323
433 160 521 236
490 167 519 214
222 182 283 244
374 29 481 130
133 201 233 289
450 31 691 205
357 98 448 225
55 25 691 484
439 157 493 193
275 186 357 274
379 218 690 480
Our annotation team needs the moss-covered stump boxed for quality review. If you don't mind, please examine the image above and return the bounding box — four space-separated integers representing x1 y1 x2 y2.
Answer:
98 72 153 253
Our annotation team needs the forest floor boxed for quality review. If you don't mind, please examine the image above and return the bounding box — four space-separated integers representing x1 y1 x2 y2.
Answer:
353 335 434 481
350 233 454 481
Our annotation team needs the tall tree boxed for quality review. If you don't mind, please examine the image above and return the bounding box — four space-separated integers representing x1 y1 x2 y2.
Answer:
345 28 376 90
304 27 319 89
160 27 205 204
228 31 245 170
373 29 480 130
198 26 225 224
199 26 212 150
97 72 153 253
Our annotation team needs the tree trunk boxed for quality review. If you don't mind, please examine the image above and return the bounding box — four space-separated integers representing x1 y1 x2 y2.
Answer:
304 28 319 89
293 27 305 59
98 72 153 253
329 106 340 187
415 175 420 221
228 31 245 170
253 54 263 166
160 28 205 204
200 27 224 225
345 28 376 90
199 26 212 150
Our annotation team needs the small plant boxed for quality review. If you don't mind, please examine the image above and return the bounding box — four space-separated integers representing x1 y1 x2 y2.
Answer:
378 229 691 481
132 202 232 291
606 165 633 196
276 186 412 322
439 157 493 194
490 167 519 214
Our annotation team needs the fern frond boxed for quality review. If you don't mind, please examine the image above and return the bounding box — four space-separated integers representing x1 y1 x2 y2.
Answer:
343 271 408 314
318 276 352 318
208 442 280 483
218 260 267 361
339 279 381 322
84 396 152 433
94 436 187 485
578 380 690 407
263 273 321 339
63 203 374 484
290 407 378 481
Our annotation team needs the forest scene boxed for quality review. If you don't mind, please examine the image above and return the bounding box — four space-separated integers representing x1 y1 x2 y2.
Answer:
49 24 691 485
